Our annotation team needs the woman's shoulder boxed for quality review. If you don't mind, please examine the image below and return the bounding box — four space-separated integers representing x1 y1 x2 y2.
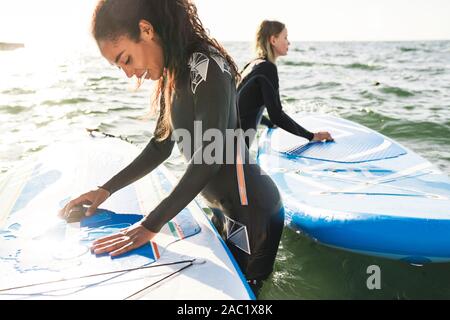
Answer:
188 48 232 76
255 59 277 73
241 58 278 81
187 48 232 95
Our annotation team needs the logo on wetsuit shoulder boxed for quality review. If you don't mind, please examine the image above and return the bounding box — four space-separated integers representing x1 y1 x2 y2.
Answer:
189 52 232 94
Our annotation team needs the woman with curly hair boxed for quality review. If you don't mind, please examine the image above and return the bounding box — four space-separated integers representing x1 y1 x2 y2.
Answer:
60 0 284 296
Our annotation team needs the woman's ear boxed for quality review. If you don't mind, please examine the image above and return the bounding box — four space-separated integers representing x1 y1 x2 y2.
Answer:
139 20 155 41
270 35 277 46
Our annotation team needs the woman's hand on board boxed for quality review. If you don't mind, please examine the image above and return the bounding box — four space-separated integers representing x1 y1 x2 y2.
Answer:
91 222 157 257
58 187 111 219
312 131 334 142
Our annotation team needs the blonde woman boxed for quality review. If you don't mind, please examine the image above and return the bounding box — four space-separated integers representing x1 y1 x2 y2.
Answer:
237 20 333 146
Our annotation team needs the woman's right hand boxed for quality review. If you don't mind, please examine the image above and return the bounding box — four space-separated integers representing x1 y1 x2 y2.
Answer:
312 131 334 142
58 188 111 219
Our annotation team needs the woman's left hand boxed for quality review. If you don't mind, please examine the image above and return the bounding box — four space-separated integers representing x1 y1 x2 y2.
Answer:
91 222 157 257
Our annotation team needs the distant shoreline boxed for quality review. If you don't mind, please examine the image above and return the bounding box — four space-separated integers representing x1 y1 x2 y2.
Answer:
0 42 25 51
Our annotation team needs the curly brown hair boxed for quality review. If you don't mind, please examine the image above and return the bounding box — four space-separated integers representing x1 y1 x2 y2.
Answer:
92 0 239 140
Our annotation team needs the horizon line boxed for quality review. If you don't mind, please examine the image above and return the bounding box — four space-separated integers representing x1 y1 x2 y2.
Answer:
220 38 450 43
1 38 449 47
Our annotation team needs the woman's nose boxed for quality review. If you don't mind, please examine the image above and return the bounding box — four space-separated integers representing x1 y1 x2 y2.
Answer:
123 69 133 79
119 65 133 78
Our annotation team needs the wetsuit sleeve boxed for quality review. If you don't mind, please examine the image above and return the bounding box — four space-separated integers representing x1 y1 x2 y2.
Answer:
259 63 314 141
101 126 175 195
142 58 231 233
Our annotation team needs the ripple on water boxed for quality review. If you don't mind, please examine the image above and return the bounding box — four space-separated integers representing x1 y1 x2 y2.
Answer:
380 86 415 98
345 62 383 71
1 88 36 95
399 47 419 52
282 60 315 67
0 105 29 114
41 98 92 106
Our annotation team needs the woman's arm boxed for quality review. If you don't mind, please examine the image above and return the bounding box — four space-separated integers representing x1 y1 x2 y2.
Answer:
142 55 231 233
258 62 315 141
101 122 175 195
59 117 174 219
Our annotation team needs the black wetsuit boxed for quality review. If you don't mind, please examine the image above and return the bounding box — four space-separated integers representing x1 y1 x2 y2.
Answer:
237 59 314 146
101 50 284 284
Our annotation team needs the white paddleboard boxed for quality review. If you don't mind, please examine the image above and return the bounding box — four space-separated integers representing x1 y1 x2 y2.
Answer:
258 114 450 264
0 135 254 299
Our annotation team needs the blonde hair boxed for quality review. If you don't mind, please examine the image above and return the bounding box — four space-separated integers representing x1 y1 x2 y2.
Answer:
255 20 285 64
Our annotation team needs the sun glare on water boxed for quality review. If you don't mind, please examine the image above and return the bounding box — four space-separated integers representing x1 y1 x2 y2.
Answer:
0 1 101 93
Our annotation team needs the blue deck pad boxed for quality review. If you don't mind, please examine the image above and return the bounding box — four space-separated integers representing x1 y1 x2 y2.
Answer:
280 117 407 163
80 210 155 260
284 133 406 163
80 210 143 229
80 209 201 257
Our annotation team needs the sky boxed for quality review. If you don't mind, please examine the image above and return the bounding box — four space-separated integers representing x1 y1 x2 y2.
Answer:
195 0 450 41
0 0 449 45
0 1 96 46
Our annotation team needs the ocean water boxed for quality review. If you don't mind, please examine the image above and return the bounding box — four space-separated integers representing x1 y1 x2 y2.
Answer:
1 41 450 299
